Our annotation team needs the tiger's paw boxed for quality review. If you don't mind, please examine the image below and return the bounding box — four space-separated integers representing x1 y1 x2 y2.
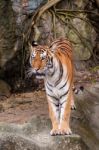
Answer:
58 127 72 135
50 129 59 136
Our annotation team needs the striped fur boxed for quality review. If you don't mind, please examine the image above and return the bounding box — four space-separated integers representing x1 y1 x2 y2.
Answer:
29 38 74 135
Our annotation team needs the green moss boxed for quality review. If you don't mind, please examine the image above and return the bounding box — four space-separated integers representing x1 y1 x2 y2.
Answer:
90 66 99 72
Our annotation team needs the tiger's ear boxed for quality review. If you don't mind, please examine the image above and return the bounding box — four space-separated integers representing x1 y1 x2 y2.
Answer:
32 41 38 46
50 44 56 54
28 41 38 52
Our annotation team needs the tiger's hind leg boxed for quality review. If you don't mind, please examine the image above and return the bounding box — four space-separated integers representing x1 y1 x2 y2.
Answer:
47 96 60 136
71 91 76 110
59 91 72 135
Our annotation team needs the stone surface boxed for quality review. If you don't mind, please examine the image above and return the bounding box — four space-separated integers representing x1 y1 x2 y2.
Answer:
12 0 45 24
0 80 11 99
0 0 46 68
74 83 99 150
0 0 16 68
0 83 99 150
37 1 96 61
68 16 96 60
0 116 88 150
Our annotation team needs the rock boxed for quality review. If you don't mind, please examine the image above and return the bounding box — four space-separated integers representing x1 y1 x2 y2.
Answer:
96 0 99 7
75 83 99 150
12 0 45 24
68 16 96 61
0 104 4 112
0 80 11 99
0 0 98 89
37 0 96 61
85 82 99 97
73 0 89 9
0 116 88 150
0 0 16 68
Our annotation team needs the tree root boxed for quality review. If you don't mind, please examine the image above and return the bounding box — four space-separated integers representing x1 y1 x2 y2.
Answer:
56 9 99 16
23 1 98 63
25 0 61 42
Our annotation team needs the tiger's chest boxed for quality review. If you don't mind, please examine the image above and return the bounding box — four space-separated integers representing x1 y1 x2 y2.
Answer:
45 81 69 100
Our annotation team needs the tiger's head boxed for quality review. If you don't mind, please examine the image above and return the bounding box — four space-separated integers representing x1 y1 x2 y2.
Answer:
28 42 54 79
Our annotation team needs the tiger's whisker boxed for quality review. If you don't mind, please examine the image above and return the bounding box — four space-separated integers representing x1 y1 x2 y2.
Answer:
25 68 34 79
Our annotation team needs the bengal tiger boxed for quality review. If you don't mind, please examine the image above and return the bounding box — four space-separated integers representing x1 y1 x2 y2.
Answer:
28 38 74 135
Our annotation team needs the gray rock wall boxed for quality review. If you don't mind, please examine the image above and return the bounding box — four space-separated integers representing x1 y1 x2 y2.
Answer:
0 0 98 69
0 116 88 150
0 0 16 68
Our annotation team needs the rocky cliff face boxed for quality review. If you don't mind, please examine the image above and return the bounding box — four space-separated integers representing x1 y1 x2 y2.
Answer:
0 0 45 68
0 0 98 105
0 0 98 93
0 0 16 68
0 0 98 69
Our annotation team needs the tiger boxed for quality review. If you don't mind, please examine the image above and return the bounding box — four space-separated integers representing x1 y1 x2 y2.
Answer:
28 38 74 135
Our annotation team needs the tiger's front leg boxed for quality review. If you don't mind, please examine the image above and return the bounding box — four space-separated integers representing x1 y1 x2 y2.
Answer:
47 96 60 136
59 91 72 135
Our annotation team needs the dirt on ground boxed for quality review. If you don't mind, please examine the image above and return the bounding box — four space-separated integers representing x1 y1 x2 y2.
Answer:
0 90 48 124
0 70 98 124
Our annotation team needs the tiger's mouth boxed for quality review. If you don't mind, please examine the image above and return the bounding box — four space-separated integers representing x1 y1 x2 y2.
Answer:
35 72 45 76
35 72 45 79
26 68 46 79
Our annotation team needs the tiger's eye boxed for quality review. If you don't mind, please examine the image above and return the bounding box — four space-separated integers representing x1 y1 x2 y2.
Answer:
31 51 36 59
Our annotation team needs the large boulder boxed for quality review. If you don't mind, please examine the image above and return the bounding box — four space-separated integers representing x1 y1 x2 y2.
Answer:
0 116 88 150
74 83 99 150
